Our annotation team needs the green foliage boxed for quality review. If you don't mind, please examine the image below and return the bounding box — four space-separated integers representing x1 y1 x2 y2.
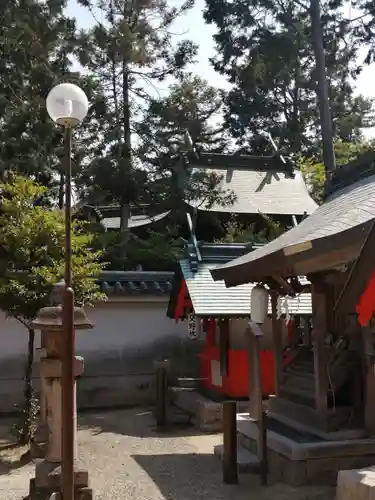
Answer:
125 231 182 271
299 140 375 203
298 156 326 204
93 228 182 271
138 75 228 156
0 175 104 444
216 214 284 244
0 176 104 322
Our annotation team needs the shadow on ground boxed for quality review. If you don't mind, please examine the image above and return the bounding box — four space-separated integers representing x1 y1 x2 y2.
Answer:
132 453 335 500
78 407 206 438
0 445 31 476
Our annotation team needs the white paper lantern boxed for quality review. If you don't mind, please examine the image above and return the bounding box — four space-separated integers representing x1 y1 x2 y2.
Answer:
250 285 269 324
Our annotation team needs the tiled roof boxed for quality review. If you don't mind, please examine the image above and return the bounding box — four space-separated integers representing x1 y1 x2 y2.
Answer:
180 260 311 316
98 271 173 295
211 169 375 285
187 168 317 216
167 241 312 317
102 211 170 230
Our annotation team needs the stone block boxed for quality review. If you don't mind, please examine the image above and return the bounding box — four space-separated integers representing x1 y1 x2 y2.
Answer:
268 449 283 483
337 467 375 500
281 456 307 486
48 488 93 500
35 459 89 489
214 443 261 473
197 403 221 425
40 357 84 379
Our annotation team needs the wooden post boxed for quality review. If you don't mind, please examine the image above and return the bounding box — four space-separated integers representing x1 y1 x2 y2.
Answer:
222 400 238 484
259 410 268 486
219 318 230 378
246 323 268 485
301 316 311 346
362 325 375 436
154 360 169 428
245 326 262 420
311 282 328 417
271 292 283 396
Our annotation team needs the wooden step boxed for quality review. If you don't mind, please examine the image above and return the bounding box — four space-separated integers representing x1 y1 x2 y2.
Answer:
282 377 315 393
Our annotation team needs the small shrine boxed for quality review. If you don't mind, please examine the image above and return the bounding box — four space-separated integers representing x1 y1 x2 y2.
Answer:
167 239 312 430
211 151 375 486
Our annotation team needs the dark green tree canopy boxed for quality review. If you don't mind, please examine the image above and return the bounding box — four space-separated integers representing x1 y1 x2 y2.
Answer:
203 0 374 154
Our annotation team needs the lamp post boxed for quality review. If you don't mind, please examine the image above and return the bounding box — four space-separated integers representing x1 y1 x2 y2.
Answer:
46 83 89 500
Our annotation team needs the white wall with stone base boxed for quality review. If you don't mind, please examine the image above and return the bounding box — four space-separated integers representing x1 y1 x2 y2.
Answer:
0 299 196 414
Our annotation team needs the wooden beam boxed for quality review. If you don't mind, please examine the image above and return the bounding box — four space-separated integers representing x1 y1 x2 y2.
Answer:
293 242 361 276
271 275 296 296
271 291 283 397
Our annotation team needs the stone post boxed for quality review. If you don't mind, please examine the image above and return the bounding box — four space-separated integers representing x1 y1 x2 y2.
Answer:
31 332 48 459
28 281 93 500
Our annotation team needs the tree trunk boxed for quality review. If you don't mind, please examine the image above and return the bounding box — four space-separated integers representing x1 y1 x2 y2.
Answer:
20 328 35 445
118 59 132 266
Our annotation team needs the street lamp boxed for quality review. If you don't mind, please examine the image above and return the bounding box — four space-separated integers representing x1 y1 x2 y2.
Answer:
46 83 89 500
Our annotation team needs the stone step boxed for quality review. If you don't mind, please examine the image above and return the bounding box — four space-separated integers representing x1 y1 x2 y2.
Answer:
213 443 261 474
337 466 375 500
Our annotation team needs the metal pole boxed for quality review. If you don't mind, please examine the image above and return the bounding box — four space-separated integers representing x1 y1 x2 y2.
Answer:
62 127 75 500
222 400 238 484
64 127 72 289
310 0 336 176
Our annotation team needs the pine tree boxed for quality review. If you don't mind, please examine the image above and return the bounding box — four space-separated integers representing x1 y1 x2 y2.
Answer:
0 0 104 203
138 74 228 157
73 0 197 226
203 0 374 154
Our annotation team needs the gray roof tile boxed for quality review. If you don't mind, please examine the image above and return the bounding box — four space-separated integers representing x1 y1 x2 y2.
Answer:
180 260 311 316
188 169 317 215
102 211 170 230
212 172 375 280
98 271 173 295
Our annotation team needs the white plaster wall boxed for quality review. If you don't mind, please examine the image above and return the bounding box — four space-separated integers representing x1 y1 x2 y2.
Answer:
0 300 198 413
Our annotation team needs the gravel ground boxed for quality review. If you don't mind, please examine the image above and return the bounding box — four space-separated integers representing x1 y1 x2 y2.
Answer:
0 408 334 500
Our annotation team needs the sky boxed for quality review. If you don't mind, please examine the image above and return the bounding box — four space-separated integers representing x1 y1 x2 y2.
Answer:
66 0 375 137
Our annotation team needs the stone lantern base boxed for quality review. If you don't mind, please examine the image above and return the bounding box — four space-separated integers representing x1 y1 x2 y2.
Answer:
27 282 94 500
28 459 92 500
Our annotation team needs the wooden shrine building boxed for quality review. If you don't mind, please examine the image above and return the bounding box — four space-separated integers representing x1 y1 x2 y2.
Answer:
211 151 375 485
167 240 312 400
173 149 318 241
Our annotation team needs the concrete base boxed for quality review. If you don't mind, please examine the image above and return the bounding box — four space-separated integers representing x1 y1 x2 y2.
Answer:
213 443 260 473
174 390 248 432
27 459 91 500
336 467 375 500
237 413 375 486
27 478 93 500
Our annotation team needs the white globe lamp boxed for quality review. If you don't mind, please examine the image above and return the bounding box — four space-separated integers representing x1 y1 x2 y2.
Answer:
46 83 88 128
